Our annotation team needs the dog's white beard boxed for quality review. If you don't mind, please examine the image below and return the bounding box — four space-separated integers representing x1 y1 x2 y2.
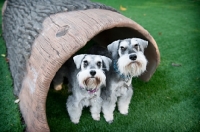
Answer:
77 69 106 90
85 78 99 89
118 52 147 77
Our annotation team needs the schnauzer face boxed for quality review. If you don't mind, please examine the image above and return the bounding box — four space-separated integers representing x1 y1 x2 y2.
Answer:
108 38 148 77
73 54 112 92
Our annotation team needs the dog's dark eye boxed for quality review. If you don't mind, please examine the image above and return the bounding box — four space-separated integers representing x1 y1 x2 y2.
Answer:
120 46 126 51
97 61 101 67
83 61 88 67
134 44 139 50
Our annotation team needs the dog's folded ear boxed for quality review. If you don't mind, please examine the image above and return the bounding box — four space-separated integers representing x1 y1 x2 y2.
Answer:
107 40 120 58
73 54 86 69
101 56 112 71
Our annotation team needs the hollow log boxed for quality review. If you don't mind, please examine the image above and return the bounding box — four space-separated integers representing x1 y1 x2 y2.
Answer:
2 0 160 131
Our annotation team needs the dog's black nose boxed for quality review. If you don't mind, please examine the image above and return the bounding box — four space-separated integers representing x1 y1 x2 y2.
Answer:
90 70 96 76
129 54 137 60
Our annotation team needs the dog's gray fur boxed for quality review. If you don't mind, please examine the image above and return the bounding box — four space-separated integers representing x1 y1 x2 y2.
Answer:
100 38 148 123
53 54 112 124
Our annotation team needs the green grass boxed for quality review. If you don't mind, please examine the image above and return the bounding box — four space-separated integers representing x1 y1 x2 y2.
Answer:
0 1 24 131
1 0 200 131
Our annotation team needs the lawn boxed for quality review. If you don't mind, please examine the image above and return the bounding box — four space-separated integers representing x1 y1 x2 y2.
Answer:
0 1 24 131
0 0 200 131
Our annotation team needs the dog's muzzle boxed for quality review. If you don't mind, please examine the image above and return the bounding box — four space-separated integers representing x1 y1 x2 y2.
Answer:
84 77 100 94
78 69 106 93
83 70 101 93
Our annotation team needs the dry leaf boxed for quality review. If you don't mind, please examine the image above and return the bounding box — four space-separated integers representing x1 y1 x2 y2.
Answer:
120 5 127 11
1 54 5 57
172 63 182 67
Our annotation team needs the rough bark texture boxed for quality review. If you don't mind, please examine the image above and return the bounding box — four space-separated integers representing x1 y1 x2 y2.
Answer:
2 0 160 131
3 0 116 96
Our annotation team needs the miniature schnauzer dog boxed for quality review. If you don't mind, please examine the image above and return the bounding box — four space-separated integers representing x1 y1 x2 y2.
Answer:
54 54 112 124
101 38 148 123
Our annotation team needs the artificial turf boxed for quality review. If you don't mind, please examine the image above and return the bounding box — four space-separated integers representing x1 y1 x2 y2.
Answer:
0 0 200 131
0 1 24 131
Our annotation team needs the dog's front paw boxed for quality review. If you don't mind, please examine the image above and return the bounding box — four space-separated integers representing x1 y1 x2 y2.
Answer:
92 113 100 121
119 109 128 115
104 114 114 124
71 118 80 124
107 120 113 124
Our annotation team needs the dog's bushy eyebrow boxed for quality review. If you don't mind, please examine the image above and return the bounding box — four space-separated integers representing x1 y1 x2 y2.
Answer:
94 57 102 63
119 40 130 48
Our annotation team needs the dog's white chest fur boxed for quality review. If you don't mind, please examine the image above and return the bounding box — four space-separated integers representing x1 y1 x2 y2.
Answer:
115 86 129 97
81 93 98 107
124 78 132 86
110 80 129 96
